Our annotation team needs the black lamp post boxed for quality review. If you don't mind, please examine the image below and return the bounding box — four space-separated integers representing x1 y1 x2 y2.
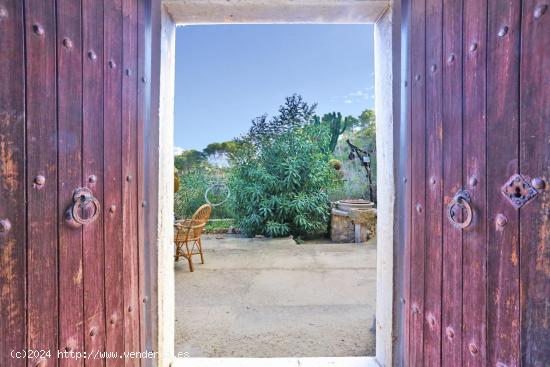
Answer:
346 139 375 203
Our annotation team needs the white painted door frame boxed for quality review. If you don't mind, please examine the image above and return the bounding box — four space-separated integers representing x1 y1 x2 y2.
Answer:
154 1 397 366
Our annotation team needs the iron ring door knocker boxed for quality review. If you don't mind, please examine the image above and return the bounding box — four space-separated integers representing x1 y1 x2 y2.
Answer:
65 187 100 227
447 190 473 229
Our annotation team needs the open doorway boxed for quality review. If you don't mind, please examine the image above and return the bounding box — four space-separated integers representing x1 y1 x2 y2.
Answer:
172 24 377 358
155 2 396 366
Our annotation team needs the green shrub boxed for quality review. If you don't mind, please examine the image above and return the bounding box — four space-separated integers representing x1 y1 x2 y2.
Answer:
205 219 236 233
174 168 235 220
230 127 337 239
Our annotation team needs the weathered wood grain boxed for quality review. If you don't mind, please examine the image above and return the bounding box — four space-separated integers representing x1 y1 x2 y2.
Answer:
423 0 443 365
400 0 412 363
56 0 84 364
24 0 59 362
137 0 148 355
1 0 148 363
461 0 488 365
83 0 107 363
441 0 464 365
137 0 156 355
0 1 26 365
104 0 125 362
519 0 550 364
486 0 522 366
409 0 427 364
122 0 141 364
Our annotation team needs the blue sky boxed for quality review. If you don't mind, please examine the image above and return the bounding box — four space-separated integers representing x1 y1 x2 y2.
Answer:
174 24 374 151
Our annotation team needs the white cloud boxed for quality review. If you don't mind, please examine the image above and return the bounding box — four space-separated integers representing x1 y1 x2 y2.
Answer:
174 146 184 156
333 87 375 106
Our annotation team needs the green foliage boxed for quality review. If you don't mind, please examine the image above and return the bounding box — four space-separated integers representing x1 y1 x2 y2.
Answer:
314 112 358 153
247 94 317 145
356 109 376 154
174 167 235 220
358 109 376 135
203 140 245 158
173 96 377 238
174 150 207 173
231 118 337 238
204 219 236 233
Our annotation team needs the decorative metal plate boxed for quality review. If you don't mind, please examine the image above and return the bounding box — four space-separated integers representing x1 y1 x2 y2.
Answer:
501 174 538 209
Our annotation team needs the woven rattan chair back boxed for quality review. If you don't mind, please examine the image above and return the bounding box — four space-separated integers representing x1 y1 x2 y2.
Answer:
174 204 212 271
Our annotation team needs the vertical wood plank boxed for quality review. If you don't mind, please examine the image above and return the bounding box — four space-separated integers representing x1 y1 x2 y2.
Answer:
148 1 162 357
519 0 550 364
441 0 464 365
486 1 521 366
0 1 26 366
137 0 146 355
409 0 427 364
137 0 152 354
24 0 59 364
56 0 84 362
122 0 141 362
423 0 443 365
104 0 125 361
461 0 488 365
138 0 161 355
400 0 412 363
82 0 106 362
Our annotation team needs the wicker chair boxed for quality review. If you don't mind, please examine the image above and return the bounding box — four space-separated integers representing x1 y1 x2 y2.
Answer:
174 204 212 272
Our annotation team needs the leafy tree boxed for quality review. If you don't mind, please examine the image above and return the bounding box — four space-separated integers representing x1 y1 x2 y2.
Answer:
247 94 317 144
174 150 207 173
358 109 376 152
230 96 337 239
357 109 376 134
203 140 244 158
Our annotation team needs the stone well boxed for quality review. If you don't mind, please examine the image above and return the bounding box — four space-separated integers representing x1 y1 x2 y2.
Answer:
330 199 377 243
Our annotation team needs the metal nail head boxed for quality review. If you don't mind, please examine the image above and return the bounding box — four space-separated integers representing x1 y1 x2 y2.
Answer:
0 219 11 234
534 4 548 19
33 24 44 36
531 177 545 190
498 26 509 37
62 37 73 49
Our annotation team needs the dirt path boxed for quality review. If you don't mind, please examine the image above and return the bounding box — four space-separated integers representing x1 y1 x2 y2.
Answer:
174 235 377 357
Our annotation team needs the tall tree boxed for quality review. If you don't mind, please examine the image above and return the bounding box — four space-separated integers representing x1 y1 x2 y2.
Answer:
357 109 376 133
203 140 245 158
174 149 207 173
247 94 317 144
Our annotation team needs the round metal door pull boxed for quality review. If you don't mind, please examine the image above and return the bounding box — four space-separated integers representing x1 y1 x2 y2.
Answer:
447 190 473 229
65 187 100 227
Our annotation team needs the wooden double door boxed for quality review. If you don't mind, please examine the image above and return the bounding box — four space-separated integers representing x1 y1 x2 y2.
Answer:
2 0 549 366
403 0 549 366
0 0 156 365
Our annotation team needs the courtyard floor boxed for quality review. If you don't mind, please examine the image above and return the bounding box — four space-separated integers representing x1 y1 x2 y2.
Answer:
174 234 377 357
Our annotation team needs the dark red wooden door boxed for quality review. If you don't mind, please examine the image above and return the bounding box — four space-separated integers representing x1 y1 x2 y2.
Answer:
0 0 155 365
402 0 550 365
